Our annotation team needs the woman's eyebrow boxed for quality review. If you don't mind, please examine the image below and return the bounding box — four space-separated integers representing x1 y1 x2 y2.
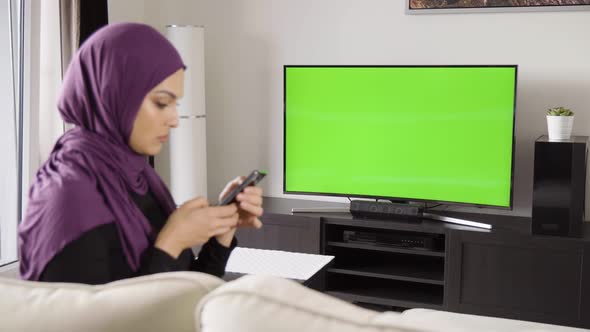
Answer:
153 90 177 99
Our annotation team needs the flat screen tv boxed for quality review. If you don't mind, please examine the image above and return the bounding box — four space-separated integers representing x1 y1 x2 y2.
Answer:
284 65 517 209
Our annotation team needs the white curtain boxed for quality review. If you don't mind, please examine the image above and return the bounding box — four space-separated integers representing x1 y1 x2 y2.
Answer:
59 0 80 132
0 0 22 266
0 0 73 266
1 0 84 267
38 0 64 162
59 0 79 78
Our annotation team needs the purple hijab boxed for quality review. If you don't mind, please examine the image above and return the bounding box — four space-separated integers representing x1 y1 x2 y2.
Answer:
18 23 185 281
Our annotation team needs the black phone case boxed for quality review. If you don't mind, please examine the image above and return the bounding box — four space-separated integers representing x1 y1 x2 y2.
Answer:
218 170 267 205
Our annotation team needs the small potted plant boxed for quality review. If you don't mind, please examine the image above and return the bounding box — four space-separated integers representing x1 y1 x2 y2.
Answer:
546 106 574 140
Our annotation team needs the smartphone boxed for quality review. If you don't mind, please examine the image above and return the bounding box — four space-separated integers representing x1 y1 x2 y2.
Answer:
217 170 267 206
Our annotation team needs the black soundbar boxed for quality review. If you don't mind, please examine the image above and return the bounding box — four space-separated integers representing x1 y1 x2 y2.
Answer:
349 200 423 219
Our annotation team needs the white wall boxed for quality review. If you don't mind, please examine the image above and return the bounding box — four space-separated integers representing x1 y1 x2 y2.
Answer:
110 0 590 218
107 0 145 24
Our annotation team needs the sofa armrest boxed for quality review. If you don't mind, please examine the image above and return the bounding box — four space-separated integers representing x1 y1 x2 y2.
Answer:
196 274 422 332
196 275 589 332
0 271 223 332
393 309 589 332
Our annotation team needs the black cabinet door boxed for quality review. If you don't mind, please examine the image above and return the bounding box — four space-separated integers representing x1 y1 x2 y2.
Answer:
582 242 590 329
447 230 587 328
235 213 321 254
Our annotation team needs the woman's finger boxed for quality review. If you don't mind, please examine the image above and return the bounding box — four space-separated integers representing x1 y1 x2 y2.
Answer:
242 186 263 196
239 201 264 217
236 192 263 206
251 218 263 229
208 204 239 217
211 214 239 230
215 213 240 226
210 227 231 237
239 217 263 229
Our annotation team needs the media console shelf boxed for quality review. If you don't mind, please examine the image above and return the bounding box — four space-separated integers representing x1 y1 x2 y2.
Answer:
235 197 590 329
322 219 446 310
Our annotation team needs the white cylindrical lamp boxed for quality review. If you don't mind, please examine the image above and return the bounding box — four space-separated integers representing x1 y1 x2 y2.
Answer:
165 25 207 204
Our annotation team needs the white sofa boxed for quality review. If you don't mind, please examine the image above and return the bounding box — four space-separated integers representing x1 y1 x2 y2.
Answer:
198 275 589 332
0 272 222 332
1 272 587 332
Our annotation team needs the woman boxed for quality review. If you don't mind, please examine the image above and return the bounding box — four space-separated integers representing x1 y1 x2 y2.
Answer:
18 23 263 284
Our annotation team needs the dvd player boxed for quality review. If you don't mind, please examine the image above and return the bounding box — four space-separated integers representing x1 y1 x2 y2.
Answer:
342 230 443 251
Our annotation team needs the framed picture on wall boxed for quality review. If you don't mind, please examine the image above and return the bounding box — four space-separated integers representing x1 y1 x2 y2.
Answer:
407 0 590 14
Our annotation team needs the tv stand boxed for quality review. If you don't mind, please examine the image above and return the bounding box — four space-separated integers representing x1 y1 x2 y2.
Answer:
423 212 492 229
235 197 590 329
292 206 350 213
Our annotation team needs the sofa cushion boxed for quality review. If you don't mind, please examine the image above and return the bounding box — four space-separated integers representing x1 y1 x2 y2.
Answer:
0 271 223 332
197 275 588 332
391 308 589 332
196 274 424 332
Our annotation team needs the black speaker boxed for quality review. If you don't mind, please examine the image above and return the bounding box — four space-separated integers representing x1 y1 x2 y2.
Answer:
349 200 423 219
532 135 588 237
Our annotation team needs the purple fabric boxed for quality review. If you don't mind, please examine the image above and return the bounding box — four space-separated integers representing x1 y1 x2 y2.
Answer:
18 23 185 281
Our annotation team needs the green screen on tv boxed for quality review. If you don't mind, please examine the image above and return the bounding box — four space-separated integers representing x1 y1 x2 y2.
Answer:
284 66 516 208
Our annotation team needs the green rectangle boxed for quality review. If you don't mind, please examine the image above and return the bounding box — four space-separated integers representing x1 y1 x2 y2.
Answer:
285 66 516 208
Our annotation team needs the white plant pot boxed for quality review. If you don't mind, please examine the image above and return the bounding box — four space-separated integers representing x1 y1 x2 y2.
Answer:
546 115 574 140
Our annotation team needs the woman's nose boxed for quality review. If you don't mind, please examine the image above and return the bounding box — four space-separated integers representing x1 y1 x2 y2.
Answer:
168 108 179 128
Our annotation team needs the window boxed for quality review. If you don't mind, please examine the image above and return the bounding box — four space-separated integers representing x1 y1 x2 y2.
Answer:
0 0 24 266
1 0 107 268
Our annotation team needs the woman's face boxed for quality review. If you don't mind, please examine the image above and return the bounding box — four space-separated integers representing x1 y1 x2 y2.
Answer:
129 69 184 156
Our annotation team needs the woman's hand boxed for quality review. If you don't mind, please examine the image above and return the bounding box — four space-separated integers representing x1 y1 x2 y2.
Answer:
215 176 264 246
236 186 264 227
155 197 239 258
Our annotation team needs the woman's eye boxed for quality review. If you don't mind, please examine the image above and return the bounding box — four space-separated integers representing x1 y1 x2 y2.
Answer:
155 102 168 109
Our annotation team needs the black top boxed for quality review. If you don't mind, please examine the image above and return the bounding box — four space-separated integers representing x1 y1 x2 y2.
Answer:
39 190 237 284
